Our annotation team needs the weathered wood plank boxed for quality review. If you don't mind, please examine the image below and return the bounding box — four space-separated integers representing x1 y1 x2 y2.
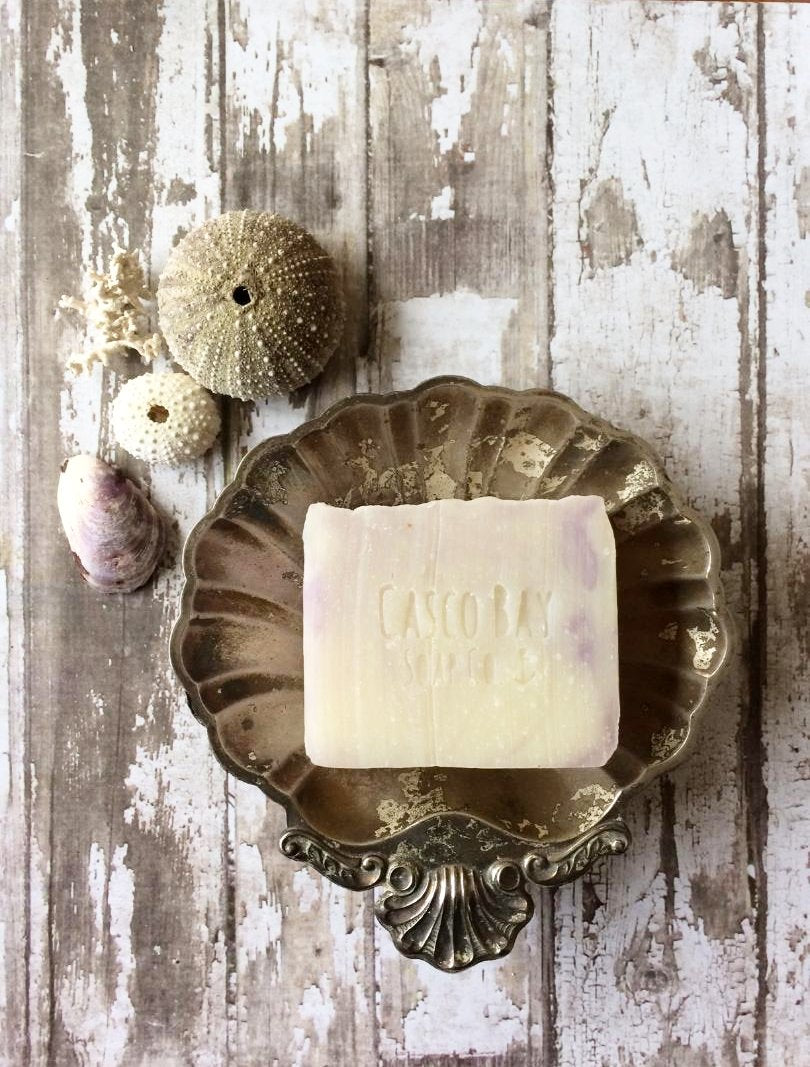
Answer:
0 1 26 1063
25 0 230 1062
222 3 375 1064
762 5 810 1061
22 2 105 1058
126 2 232 1062
366 0 549 397
368 2 552 1062
549 3 760 1064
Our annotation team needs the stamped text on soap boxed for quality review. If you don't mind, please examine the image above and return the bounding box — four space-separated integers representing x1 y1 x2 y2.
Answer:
378 584 553 687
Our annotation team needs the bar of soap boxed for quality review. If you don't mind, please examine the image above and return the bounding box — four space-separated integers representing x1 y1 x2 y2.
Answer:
303 496 619 769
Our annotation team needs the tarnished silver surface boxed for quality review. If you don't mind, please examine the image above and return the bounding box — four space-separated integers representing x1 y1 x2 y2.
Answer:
171 377 731 971
279 818 630 971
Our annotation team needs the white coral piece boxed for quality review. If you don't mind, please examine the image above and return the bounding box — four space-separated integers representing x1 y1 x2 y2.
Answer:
59 246 166 373
112 372 221 466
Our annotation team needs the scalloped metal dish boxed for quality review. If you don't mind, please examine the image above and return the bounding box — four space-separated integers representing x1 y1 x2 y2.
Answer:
171 377 730 971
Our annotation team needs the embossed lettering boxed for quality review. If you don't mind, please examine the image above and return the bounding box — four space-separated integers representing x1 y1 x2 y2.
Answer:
441 592 456 638
420 590 437 637
493 584 510 637
481 652 495 685
533 590 552 638
380 585 554 639
461 592 479 638
515 647 538 685
379 584 396 638
403 591 419 638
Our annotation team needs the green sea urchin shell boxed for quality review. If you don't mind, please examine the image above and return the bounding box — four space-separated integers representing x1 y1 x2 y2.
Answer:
157 211 344 399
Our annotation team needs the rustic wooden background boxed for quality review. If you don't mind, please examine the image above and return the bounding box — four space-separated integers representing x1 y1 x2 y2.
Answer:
2 0 809 1063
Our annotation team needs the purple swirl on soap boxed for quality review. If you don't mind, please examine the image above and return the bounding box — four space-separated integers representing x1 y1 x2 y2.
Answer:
560 497 600 590
564 611 596 666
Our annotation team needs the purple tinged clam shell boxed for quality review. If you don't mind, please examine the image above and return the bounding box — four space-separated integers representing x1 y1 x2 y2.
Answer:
57 454 165 593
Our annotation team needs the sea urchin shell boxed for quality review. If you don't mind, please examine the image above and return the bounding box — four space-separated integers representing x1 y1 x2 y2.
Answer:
58 454 165 593
112 372 221 465
157 211 344 399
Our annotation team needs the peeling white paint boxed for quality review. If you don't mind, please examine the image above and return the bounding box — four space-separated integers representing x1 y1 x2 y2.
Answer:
48 0 112 460
379 951 528 1058
762 9 810 1058
58 844 135 1067
327 884 369 1021
121 671 230 1066
227 1 356 156
292 867 322 914
403 0 483 155
123 691 224 858
88 689 105 716
498 35 517 71
2 194 18 232
137 14 233 1059
274 33 355 154
0 94 23 1051
0 571 9 1022
59 369 103 456
237 841 284 962
429 184 455 220
551 3 760 1064
46 0 95 267
88 841 106 933
151 0 221 270
380 289 517 389
0 571 9 806
107 848 136 1046
27 763 49 1059
299 977 335 1047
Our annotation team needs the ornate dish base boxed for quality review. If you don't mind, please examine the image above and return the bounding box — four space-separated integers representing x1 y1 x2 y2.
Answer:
281 817 630 971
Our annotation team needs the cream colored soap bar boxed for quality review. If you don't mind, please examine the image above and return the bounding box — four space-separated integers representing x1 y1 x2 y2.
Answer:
303 496 619 769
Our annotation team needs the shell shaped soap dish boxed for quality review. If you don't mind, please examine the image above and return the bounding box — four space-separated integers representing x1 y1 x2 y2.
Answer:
171 377 730 972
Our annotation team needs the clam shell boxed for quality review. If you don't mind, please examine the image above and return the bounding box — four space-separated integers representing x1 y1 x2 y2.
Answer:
157 211 344 399
58 455 165 593
171 378 730 846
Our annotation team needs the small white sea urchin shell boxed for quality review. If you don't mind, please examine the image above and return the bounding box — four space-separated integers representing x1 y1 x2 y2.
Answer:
112 372 221 466
157 210 344 399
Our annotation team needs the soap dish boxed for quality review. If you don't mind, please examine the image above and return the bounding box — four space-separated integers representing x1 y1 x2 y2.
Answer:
171 377 730 971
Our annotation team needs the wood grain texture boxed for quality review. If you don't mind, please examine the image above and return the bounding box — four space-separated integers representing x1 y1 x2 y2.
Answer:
23 0 230 1062
2 0 809 1064
366 0 550 396
1 2 25 1065
550 3 762 1064
368 3 552 1062
762 4 810 1061
128 4 231 1062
